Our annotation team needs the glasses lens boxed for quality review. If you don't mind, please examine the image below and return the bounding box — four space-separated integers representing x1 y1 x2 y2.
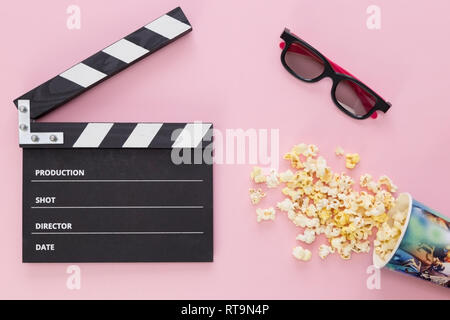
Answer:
284 41 325 80
335 79 377 117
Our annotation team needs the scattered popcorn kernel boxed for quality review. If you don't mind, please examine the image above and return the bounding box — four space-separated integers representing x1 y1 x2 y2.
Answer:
339 244 353 260
256 207 276 223
374 193 409 262
292 143 308 156
316 156 328 178
323 225 341 238
378 175 398 193
279 170 294 182
282 187 303 201
305 204 318 218
308 218 320 229
345 153 360 169
366 201 385 217
304 144 319 157
318 209 332 225
376 190 396 211
292 246 312 261
360 173 380 193
287 210 297 221
284 151 303 169
249 188 266 205
392 210 406 223
360 173 372 187
319 244 335 259
293 213 315 228
335 146 345 156
303 157 316 173
352 241 370 253
250 166 267 183
367 181 380 193
277 198 297 212
296 228 316 244
266 169 280 188
330 236 345 250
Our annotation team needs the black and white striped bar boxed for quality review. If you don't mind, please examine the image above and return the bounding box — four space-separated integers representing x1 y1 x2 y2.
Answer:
20 122 213 149
13 7 192 120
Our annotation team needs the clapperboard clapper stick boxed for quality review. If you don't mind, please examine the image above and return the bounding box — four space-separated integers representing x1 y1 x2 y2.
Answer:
14 7 213 263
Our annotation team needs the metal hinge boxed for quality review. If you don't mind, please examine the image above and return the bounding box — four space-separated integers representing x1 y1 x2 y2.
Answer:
18 100 64 145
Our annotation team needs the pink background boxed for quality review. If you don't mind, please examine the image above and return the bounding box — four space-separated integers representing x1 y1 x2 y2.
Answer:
1 0 449 299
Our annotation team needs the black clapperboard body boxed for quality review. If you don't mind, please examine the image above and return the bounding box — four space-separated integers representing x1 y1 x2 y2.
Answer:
14 7 213 263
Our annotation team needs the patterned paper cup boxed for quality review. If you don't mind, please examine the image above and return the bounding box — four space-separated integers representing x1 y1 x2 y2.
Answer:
373 193 450 288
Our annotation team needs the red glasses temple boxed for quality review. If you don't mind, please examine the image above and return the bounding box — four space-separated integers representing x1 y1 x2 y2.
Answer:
280 42 378 119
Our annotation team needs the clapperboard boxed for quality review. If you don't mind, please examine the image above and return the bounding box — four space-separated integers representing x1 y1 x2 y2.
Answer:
14 7 213 263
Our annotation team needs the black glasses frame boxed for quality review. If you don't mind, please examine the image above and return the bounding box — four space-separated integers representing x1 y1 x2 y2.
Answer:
280 28 391 119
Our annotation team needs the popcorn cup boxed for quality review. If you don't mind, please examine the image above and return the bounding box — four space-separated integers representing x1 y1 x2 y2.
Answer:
373 193 450 288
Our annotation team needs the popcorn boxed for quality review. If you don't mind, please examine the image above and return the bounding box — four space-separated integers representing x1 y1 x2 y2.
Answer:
283 147 304 169
316 156 328 178
335 146 345 156
303 157 316 173
318 209 332 225
296 228 316 244
367 181 380 193
392 210 406 223
250 167 267 183
293 214 319 229
330 236 345 249
316 198 328 211
374 193 409 262
287 210 297 221
305 204 318 218
339 244 353 260
366 201 385 217
375 190 396 211
279 170 294 182
328 199 340 210
345 153 360 169
292 143 308 156
249 188 266 205
323 225 341 238
319 244 334 259
360 173 380 193
256 207 276 222
304 144 319 157
266 170 280 188
352 241 370 253
359 174 372 188
282 187 303 201
251 143 400 262
300 197 310 213
292 246 312 261
357 192 373 210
